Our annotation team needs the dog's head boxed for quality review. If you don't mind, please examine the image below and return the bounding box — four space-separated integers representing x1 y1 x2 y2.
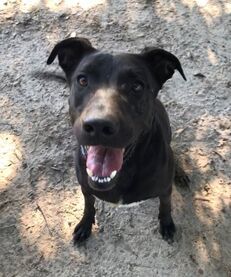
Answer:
47 37 186 191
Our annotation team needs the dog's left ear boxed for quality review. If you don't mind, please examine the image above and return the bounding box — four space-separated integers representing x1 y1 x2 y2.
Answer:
141 47 186 88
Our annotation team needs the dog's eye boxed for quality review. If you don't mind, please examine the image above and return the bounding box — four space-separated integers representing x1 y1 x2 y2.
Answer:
132 81 144 93
77 75 88 87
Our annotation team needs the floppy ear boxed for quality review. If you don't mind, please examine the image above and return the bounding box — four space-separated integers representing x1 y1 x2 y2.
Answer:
47 37 96 80
141 47 186 88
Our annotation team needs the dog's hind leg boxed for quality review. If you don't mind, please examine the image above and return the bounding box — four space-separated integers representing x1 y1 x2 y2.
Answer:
174 158 190 189
73 189 95 244
158 193 176 243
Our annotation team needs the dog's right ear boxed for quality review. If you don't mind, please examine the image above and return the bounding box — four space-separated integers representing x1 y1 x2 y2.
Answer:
47 37 96 79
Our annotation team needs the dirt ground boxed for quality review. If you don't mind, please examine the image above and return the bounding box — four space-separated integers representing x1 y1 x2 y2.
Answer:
0 0 230 276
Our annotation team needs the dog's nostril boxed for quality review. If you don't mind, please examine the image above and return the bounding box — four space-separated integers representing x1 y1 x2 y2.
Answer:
83 119 118 137
83 123 95 134
102 126 115 136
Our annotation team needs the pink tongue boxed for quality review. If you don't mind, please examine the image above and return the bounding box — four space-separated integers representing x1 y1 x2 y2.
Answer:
86 146 124 177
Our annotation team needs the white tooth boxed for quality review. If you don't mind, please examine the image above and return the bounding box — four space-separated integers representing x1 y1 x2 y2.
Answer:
86 168 93 177
104 178 107 182
92 176 96 181
110 170 117 179
95 176 98 182
107 177 111 182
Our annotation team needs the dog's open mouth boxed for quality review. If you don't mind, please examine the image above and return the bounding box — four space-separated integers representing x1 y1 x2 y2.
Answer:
83 145 125 184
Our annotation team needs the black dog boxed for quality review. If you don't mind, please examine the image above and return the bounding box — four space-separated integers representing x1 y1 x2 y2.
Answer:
47 37 186 244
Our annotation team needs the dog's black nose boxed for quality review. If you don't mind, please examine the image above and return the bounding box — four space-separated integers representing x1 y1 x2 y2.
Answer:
83 118 118 137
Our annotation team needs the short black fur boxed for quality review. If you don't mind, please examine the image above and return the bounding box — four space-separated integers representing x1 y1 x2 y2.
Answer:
47 38 186 244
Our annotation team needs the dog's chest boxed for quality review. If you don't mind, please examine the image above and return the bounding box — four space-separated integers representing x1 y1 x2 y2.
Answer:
94 194 146 208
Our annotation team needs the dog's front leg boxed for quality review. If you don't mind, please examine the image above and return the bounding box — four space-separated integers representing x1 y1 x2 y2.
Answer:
158 193 176 243
73 189 95 244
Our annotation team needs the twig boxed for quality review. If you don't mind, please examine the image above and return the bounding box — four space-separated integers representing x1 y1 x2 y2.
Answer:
36 203 53 236
32 128 40 153
129 263 152 269
213 151 226 162
50 166 61 171
194 197 210 202
14 151 22 161
57 210 78 219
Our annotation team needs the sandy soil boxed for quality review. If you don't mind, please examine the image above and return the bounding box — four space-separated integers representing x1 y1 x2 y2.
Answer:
0 0 230 276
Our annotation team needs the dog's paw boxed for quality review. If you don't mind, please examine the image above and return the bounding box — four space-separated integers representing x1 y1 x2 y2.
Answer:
159 220 176 243
73 219 93 244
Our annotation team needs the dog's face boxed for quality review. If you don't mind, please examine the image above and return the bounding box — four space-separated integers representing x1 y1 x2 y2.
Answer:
47 38 186 191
